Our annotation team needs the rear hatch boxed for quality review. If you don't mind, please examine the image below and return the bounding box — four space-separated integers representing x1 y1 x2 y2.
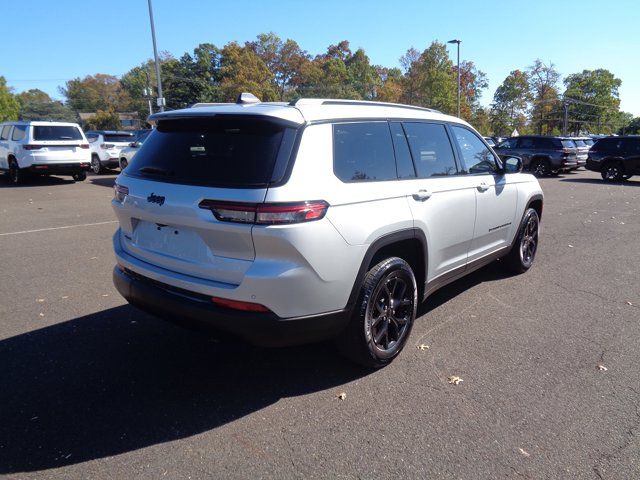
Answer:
27 125 89 162
103 133 136 155
561 139 578 160
113 116 299 285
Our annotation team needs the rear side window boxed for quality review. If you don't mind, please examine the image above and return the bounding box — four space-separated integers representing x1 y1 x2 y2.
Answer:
389 122 416 179
561 140 576 149
451 125 498 174
11 125 26 141
518 138 535 149
498 138 517 149
130 118 296 188
104 134 135 143
403 122 458 177
0 125 11 140
593 138 620 151
623 138 640 154
333 122 396 182
574 139 586 147
534 138 554 149
33 126 83 141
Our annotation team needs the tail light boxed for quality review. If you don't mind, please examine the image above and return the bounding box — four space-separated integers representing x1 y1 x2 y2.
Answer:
211 296 270 312
198 200 329 225
80 144 90 149
23 145 43 150
101 143 115 149
114 184 129 202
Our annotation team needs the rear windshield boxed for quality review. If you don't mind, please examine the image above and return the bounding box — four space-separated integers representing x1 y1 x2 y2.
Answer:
128 118 297 187
33 125 83 141
561 140 576 148
105 134 135 143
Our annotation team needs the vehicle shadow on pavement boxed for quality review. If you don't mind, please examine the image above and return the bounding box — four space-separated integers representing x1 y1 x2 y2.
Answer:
560 178 640 187
89 176 118 188
0 306 368 474
0 175 75 189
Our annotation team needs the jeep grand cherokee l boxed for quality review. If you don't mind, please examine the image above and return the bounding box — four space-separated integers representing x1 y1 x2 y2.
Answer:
586 136 640 181
112 94 543 367
494 135 578 176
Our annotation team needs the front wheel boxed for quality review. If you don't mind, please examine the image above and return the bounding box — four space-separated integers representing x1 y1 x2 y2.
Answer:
336 257 417 368
119 158 128 170
530 159 550 177
72 172 87 181
601 161 624 181
503 208 540 273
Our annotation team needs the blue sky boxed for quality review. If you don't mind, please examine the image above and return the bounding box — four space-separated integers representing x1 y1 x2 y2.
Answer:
2 0 639 115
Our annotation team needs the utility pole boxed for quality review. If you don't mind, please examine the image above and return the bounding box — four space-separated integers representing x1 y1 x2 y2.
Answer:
448 39 461 118
147 0 165 112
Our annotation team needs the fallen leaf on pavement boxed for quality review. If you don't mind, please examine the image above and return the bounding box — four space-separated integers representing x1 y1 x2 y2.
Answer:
418 344 430 350
337 392 347 400
626 301 633 306
568 244 574 248
102 294 109 297
518 448 530 457
38 313 44 317
448 376 463 385
36 299 44 303
61 296 69 299
597 365 608 371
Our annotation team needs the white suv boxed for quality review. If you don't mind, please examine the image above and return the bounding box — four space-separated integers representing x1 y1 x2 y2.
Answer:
0 121 91 184
112 95 543 367
86 130 136 174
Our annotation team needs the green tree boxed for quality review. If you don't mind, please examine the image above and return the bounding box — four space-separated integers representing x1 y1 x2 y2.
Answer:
83 108 122 130
61 74 131 113
527 60 561 134
346 48 381 100
0 76 19 122
564 69 622 134
490 70 531 136
17 89 76 122
375 67 403 103
621 116 640 134
298 41 360 99
470 106 491 135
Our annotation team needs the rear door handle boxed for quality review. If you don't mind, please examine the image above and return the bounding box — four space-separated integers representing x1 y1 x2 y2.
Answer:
476 182 490 192
412 189 432 201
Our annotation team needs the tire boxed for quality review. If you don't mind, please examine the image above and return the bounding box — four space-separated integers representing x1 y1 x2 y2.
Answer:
119 158 128 170
623 174 632 180
72 172 87 181
530 158 551 177
91 155 103 175
336 257 418 368
601 161 624 182
8 158 24 185
503 208 540 274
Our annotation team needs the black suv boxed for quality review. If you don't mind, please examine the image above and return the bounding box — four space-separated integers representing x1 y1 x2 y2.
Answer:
494 136 579 176
586 136 640 181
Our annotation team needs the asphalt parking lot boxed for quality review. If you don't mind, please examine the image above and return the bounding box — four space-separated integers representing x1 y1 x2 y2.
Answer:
0 170 639 479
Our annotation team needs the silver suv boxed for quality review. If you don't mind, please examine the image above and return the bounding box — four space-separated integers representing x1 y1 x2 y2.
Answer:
112 95 543 367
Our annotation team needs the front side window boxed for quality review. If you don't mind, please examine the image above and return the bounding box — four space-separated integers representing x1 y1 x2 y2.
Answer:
451 125 498 174
11 125 26 141
403 122 458 177
333 122 396 182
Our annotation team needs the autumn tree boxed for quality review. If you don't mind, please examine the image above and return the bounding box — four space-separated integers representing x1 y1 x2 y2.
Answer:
490 70 531 135
455 60 488 121
0 77 19 122
219 42 278 102
375 67 403 103
61 74 131 112
83 108 122 130
527 60 561 134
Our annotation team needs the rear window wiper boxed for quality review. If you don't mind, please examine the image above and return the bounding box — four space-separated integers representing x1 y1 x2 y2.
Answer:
138 166 174 176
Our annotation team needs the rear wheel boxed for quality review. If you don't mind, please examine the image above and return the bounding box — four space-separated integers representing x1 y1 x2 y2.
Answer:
72 172 87 181
91 155 103 175
503 208 540 273
601 161 624 181
8 158 25 185
119 158 128 170
531 158 550 177
336 257 417 368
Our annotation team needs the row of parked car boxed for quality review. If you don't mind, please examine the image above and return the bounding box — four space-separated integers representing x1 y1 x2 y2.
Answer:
0 120 150 184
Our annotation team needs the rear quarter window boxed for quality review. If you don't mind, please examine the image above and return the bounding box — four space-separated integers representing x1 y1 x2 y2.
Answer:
561 140 577 149
333 122 397 182
11 125 26 141
0 125 11 140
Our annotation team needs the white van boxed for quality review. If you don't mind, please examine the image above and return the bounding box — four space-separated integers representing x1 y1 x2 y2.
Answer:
0 121 91 184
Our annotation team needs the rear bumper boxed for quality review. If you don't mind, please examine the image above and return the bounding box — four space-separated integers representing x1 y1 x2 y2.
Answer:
113 266 350 347
99 158 120 168
586 159 601 172
29 163 90 174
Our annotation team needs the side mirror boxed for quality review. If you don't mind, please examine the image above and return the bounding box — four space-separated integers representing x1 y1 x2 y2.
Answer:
502 156 522 173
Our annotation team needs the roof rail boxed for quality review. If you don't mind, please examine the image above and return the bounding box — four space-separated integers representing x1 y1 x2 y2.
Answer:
289 98 441 114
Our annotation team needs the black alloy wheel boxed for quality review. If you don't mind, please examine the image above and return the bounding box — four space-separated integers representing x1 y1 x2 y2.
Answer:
601 162 624 182
531 159 550 177
503 208 540 273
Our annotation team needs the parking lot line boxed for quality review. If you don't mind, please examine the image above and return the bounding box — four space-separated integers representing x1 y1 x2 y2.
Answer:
0 220 118 237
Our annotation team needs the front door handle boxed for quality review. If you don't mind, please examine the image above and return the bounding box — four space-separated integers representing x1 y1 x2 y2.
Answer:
476 182 490 192
412 189 432 201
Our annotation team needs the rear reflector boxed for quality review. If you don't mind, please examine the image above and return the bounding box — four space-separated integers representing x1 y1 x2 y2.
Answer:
80 144 90 149
23 145 43 150
199 200 329 225
211 296 270 312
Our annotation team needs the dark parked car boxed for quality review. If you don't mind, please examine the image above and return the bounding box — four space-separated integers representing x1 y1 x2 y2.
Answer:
494 136 579 176
586 136 640 181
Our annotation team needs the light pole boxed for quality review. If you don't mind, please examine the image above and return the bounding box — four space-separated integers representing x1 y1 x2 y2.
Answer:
448 39 461 118
147 0 165 112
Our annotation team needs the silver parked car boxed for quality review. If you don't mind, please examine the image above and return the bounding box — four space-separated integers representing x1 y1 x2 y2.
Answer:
112 94 543 367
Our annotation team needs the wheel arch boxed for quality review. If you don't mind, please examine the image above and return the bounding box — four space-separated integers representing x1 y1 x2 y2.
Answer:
526 194 544 221
345 229 428 312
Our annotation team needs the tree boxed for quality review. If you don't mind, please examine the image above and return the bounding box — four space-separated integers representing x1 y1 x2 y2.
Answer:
456 60 488 121
527 60 561 134
17 89 76 122
346 48 381 100
297 41 360 99
61 74 131 112
375 67 403 103
490 70 531 135
219 42 278 102
83 108 121 130
0 76 19 122
621 116 640 135
470 106 491 135
563 69 622 134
